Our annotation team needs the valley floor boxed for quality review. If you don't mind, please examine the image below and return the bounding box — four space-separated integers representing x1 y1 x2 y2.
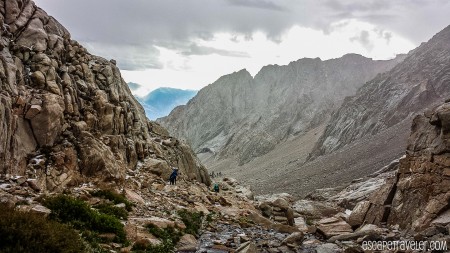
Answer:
201 119 411 198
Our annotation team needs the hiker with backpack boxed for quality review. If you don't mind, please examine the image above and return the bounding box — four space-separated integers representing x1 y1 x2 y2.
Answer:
169 167 178 185
213 183 220 193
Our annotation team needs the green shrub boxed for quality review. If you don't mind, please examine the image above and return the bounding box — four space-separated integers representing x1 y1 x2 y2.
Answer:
206 212 215 223
90 189 133 211
177 209 204 237
94 203 128 220
147 224 183 243
43 195 126 243
132 224 183 253
132 242 173 253
0 204 85 253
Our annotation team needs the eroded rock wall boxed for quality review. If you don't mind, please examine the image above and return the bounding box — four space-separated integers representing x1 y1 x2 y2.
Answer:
0 0 210 191
351 101 450 231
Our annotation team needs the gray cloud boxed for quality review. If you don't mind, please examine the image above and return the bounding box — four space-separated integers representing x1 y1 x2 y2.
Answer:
325 0 392 12
384 32 392 44
322 0 450 43
34 0 450 70
226 0 287 11
350 30 374 51
181 43 250 57
83 42 164 71
127 82 141 91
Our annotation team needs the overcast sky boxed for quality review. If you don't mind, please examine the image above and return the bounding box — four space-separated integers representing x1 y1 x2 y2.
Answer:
34 0 450 96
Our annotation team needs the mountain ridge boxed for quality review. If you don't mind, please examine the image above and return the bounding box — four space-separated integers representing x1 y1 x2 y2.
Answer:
309 24 450 160
160 53 405 165
130 86 197 120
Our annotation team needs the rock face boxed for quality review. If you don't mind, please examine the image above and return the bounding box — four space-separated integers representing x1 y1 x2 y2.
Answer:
353 101 450 231
310 25 450 160
0 0 210 191
256 193 296 226
159 54 404 165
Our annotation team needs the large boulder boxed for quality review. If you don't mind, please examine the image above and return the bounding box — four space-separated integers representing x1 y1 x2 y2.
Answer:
316 217 353 239
293 200 343 220
176 234 198 252
347 201 371 227
142 158 171 179
235 241 257 253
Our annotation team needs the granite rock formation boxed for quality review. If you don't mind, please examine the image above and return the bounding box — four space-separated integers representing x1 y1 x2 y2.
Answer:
160 54 404 165
0 0 210 192
350 101 450 231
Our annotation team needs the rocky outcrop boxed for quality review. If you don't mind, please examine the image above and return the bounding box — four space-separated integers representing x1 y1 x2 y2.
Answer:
159 54 404 165
352 101 450 231
310 25 450 160
256 193 296 226
0 0 210 191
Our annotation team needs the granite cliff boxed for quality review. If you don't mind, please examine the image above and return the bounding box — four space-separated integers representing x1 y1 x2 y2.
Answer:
0 0 210 192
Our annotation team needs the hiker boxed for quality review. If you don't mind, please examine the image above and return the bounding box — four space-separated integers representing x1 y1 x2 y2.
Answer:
169 167 178 185
213 183 220 193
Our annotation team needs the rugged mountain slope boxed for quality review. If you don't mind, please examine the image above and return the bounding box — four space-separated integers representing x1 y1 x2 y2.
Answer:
204 25 450 198
350 101 450 231
310 25 450 159
160 54 404 165
204 120 410 198
0 0 209 192
134 87 197 120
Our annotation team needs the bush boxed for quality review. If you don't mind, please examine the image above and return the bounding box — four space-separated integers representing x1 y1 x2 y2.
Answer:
147 224 183 243
132 242 172 253
132 224 183 253
94 203 128 220
43 195 126 243
177 209 204 237
0 204 85 253
90 189 133 211
206 212 215 223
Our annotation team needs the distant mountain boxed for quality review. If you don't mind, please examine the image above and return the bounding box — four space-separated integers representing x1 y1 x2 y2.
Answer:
159 54 405 165
127 82 141 91
309 24 450 160
130 86 197 120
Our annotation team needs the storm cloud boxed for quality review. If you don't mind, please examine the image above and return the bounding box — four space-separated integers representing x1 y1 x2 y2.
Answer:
34 0 450 71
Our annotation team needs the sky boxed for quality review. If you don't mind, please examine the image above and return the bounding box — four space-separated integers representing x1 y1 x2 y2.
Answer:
34 0 450 96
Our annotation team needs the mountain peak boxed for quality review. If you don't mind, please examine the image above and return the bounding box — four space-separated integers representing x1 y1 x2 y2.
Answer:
236 68 252 76
160 53 403 165
212 68 253 85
